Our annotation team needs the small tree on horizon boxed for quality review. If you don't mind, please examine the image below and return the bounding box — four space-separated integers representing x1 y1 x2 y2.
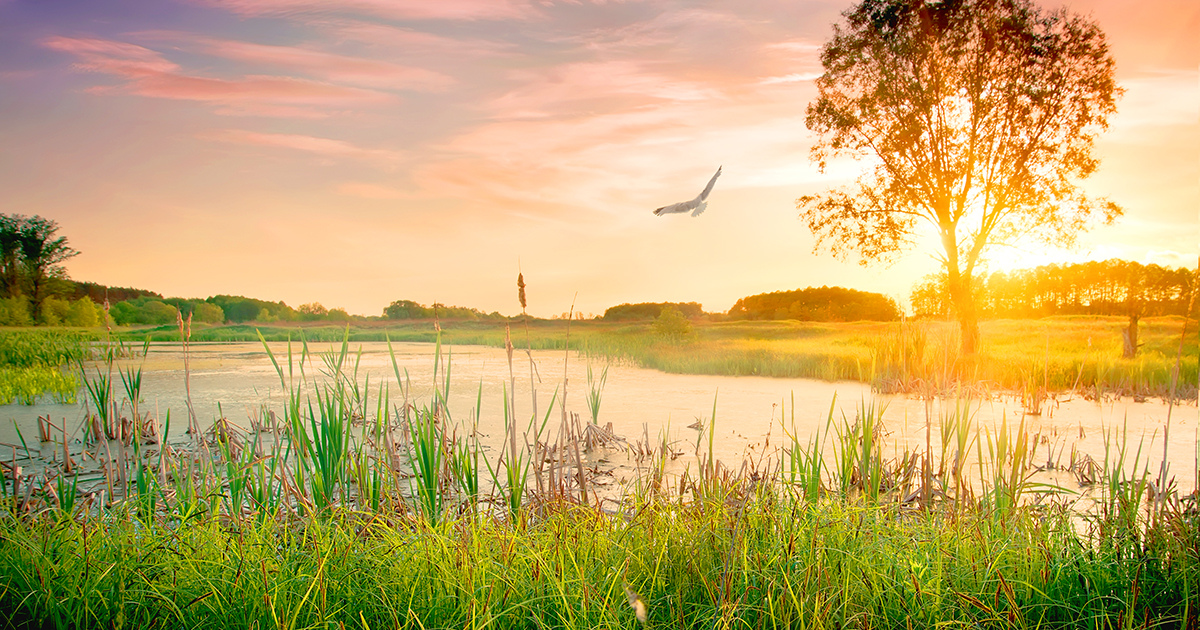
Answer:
800 0 1122 354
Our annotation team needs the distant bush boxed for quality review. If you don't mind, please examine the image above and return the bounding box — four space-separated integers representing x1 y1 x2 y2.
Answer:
206 295 296 323
0 297 31 326
728 286 900 322
653 305 693 341
192 302 224 324
66 296 102 326
110 297 179 326
384 299 493 321
603 302 704 321
38 297 71 326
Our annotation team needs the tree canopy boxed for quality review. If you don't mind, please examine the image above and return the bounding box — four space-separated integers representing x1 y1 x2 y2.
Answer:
800 0 1121 353
911 259 1195 319
602 302 704 321
729 286 900 322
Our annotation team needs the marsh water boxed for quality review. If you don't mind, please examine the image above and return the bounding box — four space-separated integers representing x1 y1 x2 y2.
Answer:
3 341 1197 497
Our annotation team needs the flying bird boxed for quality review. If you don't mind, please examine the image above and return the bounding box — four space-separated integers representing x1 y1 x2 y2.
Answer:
653 166 721 217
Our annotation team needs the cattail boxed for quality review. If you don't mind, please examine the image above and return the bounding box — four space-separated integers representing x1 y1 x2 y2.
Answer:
517 273 526 310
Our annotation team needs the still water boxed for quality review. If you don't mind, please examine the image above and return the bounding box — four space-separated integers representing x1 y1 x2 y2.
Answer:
3 341 1196 495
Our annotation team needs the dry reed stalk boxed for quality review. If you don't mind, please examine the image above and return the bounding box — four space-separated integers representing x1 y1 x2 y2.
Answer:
569 411 587 504
61 423 74 475
504 323 519 493
560 293 588 504
177 311 199 437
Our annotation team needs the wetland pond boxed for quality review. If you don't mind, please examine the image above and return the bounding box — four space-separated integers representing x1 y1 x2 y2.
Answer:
3 340 1197 501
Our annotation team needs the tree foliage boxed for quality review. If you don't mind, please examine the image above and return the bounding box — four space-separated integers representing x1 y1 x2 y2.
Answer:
206 295 297 324
0 214 80 320
383 299 498 321
911 259 1196 319
729 286 900 322
70 282 161 306
603 302 705 321
653 305 693 342
800 0 1121 352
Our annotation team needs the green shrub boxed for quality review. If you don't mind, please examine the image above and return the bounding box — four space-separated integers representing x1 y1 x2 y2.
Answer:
65 296 101 327
653 305 692 342
193 302 224 324
0 297 31 326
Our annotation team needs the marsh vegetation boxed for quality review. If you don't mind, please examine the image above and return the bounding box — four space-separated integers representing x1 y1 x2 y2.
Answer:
0 326 1196 628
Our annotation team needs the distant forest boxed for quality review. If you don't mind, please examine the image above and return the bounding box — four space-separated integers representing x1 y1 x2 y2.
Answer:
728 287 901 322
911 260 1195 318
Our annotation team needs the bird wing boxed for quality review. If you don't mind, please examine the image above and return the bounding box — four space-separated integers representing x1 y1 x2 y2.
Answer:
697 166 721 201
654 199 697 215
651 166 721 217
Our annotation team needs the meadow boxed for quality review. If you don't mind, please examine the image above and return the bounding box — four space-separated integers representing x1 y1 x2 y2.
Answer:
0 328 1197 628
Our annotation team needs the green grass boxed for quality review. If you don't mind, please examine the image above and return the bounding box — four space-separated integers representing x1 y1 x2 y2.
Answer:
1 484 1196 629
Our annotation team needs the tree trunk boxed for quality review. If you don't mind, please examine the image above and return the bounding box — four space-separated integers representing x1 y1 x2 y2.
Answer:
946 266 980 355
1122 313 1139 358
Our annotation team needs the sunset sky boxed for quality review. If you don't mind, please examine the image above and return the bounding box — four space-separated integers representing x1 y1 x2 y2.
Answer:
0 0 1196 318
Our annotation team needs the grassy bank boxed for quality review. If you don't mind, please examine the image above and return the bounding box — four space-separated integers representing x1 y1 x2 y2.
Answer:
1 335 1197 628
4 489 1196 629
115 315 1198 399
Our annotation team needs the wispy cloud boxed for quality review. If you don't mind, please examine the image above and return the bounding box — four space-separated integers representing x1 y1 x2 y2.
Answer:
199 129 404 166
138 32 454 92
1109 69 1200 133
44 35 393 118
489 59 721 121
759 72 821 85
195 0 538 21
320 20 516 60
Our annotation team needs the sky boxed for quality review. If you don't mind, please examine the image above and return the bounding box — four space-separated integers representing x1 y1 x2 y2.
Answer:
0 0 1196 318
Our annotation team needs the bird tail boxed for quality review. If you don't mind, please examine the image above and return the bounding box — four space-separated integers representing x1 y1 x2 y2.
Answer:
691 201 708 217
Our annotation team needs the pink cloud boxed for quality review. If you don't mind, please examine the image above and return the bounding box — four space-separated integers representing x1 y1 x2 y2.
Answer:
199 129 404 165
136 31 454 91
196 0 537 21
320 21 516 60
489 59 721 120
43 36 180 76
44 35 393 117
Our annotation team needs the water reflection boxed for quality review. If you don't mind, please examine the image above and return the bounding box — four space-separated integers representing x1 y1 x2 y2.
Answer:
2 341 1195 495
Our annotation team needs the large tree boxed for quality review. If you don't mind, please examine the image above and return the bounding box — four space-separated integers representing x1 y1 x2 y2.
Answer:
799 0 1122 353
18 216 79 317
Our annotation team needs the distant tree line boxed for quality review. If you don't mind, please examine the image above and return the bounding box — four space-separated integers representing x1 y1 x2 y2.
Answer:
383 299 502 321
603 302 704 321
911 260 1195 319
728 287 900 322
69 281 161 305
